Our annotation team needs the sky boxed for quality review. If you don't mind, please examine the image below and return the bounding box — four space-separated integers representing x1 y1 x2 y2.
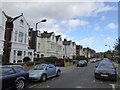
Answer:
1 0 119 52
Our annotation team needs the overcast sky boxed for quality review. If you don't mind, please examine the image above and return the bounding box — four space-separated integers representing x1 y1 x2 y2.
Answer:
1 1 118 52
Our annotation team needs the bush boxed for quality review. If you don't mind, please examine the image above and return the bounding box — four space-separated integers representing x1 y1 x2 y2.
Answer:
76 56 87 60
25 62 34 66
45 56 58 64
23 57 31 62
34 56 58 64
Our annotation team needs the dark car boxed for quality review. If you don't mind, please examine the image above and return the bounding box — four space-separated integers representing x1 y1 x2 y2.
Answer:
77 60 87 67
72 60 79 64
0 65 29 90
94 62 117 81
95 59 112 68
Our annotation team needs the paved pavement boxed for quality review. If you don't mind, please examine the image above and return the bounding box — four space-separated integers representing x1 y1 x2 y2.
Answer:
59 64 75 73
27 62 119 89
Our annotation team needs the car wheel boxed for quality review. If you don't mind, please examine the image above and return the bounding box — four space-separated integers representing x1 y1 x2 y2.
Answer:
41 74 47 82
15 79 25 90
56 70 61 76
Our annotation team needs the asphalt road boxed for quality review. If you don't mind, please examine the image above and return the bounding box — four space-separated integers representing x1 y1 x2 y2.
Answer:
27 62 119 89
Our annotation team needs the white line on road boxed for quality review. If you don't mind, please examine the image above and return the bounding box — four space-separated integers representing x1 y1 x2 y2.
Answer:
93 79 103 84
29 84 38 88
110 84 115 90
46 85 50 88
76 86 83 88
29 83 42 88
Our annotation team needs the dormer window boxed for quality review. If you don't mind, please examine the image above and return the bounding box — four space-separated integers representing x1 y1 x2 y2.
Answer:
20 19 24 25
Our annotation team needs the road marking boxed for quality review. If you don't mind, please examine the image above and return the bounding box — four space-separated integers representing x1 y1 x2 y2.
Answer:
29 83 42 88
46 85 50 88
76 86 83 88
93 80 96 83
29 84 38 88
110 84 115 90
93 79 103 84
62 67 75 73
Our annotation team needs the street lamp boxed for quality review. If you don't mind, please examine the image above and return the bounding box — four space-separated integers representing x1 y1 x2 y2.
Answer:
105 45 111 52
35 19 47 31
34 19 47 58
105 45 112 59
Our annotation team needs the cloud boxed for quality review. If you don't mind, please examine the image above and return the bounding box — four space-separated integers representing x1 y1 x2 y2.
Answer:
94 3 116 14
2 2 116 20
101 16 106 20
1 2 117 51
2 0 119 3
95 25 101 31
79 37 95 46
106 23 118 30
60 19 89 31
104 37 114 43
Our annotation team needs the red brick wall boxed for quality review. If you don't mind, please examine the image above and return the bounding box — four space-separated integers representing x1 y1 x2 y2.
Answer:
3 21 13 64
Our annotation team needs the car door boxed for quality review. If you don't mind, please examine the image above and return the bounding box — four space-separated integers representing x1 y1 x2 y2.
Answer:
46 64 56 77
2 67 16 89
13 66 28 81
49 64 56 76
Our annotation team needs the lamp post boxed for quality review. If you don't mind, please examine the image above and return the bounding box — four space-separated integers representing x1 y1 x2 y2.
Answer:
34 19 47 58
35 19 47 31
105 45 111 52
105 45 112 59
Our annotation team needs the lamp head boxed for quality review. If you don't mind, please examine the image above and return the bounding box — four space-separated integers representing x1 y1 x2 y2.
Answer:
41 19 47 22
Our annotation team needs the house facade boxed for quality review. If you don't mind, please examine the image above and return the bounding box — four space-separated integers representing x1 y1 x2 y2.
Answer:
76 45 84 57
63 39 73 59
3 12 34 64
56 35 63 58
83 47 96 58
71 42 76 58
37 31 57 57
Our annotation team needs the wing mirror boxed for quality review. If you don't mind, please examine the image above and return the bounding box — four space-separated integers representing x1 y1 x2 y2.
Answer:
46 67 49 70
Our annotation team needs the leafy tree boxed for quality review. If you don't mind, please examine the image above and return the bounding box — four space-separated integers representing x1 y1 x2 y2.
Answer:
114 38 120 63
115 38 120 55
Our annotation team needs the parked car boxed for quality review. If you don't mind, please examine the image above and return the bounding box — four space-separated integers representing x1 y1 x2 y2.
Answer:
95 59 112 68
0 65 29 90
56 59 65 67
94 62 117 81
90 58 97 63
29 64 61 81
77 60 87 67
72 60 79 64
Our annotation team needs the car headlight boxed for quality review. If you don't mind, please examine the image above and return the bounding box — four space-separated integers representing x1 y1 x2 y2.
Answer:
110 72 116 75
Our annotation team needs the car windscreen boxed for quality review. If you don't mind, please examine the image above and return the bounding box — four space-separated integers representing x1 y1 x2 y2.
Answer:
33 64 47 70
97 63 114 69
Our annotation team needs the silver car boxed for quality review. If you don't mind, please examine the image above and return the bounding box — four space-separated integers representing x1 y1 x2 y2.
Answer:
29 64 61 81
77 60 87 67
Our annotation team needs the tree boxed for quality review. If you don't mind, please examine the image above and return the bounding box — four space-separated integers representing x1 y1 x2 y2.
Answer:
114 38 120 63
23 57 31 62
114 38 120 55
